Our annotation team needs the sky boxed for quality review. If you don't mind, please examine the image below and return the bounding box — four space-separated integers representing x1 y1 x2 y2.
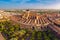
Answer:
0 0 60 9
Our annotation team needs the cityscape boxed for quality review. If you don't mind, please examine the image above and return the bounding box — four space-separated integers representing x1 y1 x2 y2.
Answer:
0 0 60 40
0 9 60 40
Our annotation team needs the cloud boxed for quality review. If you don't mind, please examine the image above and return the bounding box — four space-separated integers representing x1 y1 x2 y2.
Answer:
0 0 60 9
26 0 40 3
0 0 22 3
48 3 60 9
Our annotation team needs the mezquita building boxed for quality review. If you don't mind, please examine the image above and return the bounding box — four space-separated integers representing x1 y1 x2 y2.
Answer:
10 10 60 31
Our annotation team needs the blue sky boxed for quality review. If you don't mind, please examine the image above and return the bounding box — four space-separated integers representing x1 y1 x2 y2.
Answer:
0 0 60 9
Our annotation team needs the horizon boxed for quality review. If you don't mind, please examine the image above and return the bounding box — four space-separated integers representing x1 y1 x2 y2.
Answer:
0 0 60 9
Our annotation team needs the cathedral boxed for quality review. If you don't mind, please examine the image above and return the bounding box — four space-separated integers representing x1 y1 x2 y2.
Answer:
10 10 60 31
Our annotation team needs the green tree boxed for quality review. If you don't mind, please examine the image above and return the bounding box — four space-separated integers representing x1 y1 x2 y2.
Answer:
19 30 26 37
30 30 36 40
0 23 5 32
37 31 42 40
10 37 18 40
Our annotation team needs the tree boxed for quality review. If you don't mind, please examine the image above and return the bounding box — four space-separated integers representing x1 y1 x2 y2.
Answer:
0 22 5 32
37 31 42 40
30 30 36 40
18 30 26 37
43 32 50 40
13 24 20 31
10 37 18 40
